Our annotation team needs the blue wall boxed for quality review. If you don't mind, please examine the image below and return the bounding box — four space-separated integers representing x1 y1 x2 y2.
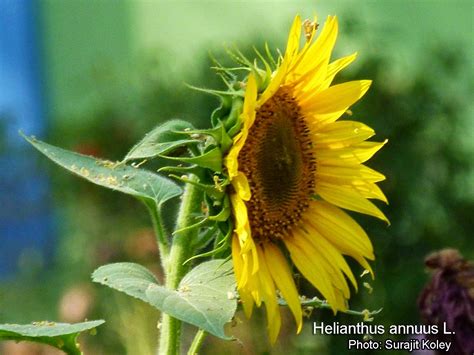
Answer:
0 1 54 279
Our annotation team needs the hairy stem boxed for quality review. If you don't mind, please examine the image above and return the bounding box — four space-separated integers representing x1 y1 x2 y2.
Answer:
158 178 203 355
146 202 170 270
187 329 207 355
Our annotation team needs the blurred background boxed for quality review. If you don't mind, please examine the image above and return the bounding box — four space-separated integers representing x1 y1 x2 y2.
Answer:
0 1 472 354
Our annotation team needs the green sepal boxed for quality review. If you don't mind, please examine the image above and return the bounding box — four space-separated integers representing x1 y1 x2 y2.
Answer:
216 224 232 251
224 97 243 138
168 174 225 200
173 216 209 236
211 97 232 127
160 147 222 172
214 221 233 257
188 219 234 263
217 122 234 152
225 46 253 68
253 46 272 89
190 224 219 251
123 119 197 161
208 208 230 223
226 46 268 93
126 139 199 161
183 237 228 264
208 196 231 222
184 221 233 264
172 122 233 153
173 196 229 236
186 84 243 99
157 164 204 176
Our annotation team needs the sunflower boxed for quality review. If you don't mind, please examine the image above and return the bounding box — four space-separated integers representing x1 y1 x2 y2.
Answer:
224 15 388 343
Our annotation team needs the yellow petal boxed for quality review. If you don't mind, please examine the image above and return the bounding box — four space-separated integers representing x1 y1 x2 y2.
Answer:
355 255 374 279
255 246 281 344
306 201 374 259
316 140 388 165
303 111 347 126
230 194 249 234
263 243 303 333
300 221 358 291
232 235 243 282
289 15 318 68
296 228 351 299
284 15 302 65
240 234 259 275
313 120 375 149
302 80 372 115
258 59 289 106
232 236 255 317
292 60 328 98
246 254 262 306
242 73 258 127
320 52 358 90
284 235 341 312
224 77 257 178
350 180 388 203
232 235 249 288
239 285 255 318
317 164 386 184
236 242 261 298
291 16 338 84
232 172 251 201
224 131 245 178
229 193 259 274
316 181 389 222
225 75 258 178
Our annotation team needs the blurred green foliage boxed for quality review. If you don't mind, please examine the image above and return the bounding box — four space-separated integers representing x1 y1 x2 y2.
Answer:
1 2 473 354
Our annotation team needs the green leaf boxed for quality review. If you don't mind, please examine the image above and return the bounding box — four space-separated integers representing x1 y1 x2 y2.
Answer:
124 119 197 161
22 134 181 207
92 260 236 339
146 260 236 339
91 262 159 304
0 320 105 355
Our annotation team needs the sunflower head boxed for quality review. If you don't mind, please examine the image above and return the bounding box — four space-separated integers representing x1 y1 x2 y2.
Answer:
220 14 388 343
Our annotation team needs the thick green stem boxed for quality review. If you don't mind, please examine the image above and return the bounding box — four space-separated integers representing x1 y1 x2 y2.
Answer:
187 329 207 355
158 179 202 355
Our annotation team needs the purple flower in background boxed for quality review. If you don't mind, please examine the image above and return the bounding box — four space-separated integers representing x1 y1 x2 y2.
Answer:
418 249 474 354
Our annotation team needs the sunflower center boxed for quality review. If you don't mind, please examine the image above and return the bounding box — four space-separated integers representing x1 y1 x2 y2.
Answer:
238 87 316 242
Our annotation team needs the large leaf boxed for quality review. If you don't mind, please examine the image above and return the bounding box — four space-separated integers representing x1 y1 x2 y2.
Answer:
92 260 236 339
123 119 197 161
146 259 236 339
23 134 181 207
0 320 105 355
91 262 159 304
